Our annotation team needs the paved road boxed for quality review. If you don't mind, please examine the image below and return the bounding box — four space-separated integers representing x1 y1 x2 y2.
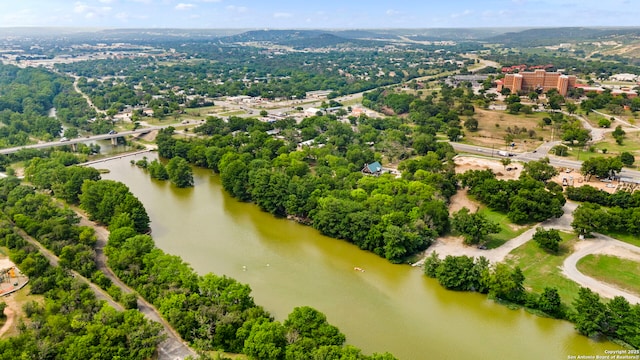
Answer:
449 142 640 180
423 197 640 305
423 201 578 265
562 233 640 304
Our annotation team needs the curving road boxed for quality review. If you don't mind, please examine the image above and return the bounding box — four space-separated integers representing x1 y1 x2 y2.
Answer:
423 198 640 305
562 233 640 304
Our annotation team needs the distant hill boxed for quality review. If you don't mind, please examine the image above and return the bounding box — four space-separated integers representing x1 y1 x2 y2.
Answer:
486 27 640 46
219 29 395 48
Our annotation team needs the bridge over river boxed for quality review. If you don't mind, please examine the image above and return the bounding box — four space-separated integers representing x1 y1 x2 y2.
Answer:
0 127 160 155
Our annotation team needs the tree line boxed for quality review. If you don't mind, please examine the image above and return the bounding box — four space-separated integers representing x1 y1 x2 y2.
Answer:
566 184 640 236
0 64 101 149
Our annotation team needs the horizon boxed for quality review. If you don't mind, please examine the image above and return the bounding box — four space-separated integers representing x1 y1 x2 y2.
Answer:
1 1 638 29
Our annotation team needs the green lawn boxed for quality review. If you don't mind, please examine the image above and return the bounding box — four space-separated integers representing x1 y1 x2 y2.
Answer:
478 207 531 249
506 233 583 307
576 254 640 296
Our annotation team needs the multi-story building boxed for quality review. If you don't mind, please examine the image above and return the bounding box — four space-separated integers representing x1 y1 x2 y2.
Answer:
496 69 576 96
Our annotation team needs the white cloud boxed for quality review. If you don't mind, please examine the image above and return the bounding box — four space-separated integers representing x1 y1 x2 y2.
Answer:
450 9 473 18
226 5 248 13
74 2 112 19
199 0 221 2
273 12 292 18
386 9 400 16
175 3 195 10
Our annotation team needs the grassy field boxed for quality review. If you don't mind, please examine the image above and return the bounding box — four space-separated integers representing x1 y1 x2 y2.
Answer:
576 254 640 296
505 233 583 307
478 207 531 249
590 132 640 156
463 108 552 151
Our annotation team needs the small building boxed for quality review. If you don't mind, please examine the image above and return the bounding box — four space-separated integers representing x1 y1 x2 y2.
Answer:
306 90 333 99
304 107 322 117
297 139 315 150
362 161 382 175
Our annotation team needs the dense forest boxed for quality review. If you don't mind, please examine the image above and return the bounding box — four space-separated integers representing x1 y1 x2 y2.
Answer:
156 111 456 263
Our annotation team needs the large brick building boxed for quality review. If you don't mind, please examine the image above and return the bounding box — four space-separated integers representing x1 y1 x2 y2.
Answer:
496 69 576 96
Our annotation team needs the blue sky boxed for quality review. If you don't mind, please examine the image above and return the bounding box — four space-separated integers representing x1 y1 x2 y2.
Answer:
1 0 638 29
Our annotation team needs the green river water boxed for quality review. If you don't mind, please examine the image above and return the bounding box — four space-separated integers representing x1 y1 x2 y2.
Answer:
99 153 623 360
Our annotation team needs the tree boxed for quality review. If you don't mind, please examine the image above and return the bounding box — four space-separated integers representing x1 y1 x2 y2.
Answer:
283 306 345 347
619 152 635 167
243 320 286 360
538 287 564 318
571 203 609 236
597 118 611 128
532 227 562 253
521 157 558 182
489 263 525 303
148 160 169 180
165 156 194 188
500 158 512 170
572 287 608 337
464 117 478 132
565 102 577 114
613 125 626 145
451 207 500 245
551 145 568 157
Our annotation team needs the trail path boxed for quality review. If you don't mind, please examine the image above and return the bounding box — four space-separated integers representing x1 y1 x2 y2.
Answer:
14 221 196 359
0 295 17 338
77 214 197 359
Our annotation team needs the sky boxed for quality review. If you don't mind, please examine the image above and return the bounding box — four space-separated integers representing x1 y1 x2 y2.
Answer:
0 0 638 29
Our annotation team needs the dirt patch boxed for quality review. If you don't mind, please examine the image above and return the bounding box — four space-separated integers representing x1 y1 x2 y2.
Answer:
548 169 617 194
449 188 480 213
454 155 522 180
596 245 640 263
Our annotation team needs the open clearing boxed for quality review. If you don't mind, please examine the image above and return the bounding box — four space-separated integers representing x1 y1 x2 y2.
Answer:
576 254 640 296
464 108 551 151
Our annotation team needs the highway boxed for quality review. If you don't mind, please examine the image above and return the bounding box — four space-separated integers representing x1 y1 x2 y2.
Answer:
449 142 640 180
0 127 160 155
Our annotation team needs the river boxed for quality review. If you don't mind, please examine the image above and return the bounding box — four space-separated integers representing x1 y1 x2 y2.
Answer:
98 152 623 360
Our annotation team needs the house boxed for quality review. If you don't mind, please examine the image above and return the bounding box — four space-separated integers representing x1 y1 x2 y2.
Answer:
362 161 382 175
